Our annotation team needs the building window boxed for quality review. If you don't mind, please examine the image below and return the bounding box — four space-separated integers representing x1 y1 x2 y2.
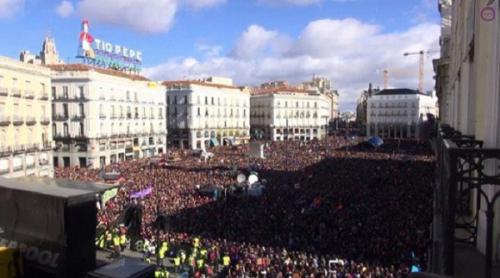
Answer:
63 86 68 99
63 123 69 136
52 124 57 137
211 97 214 105
197 107 200 116
51 86 56 99
79 123 84 137
78 86 84 99
63 104 68 117
205 96 208 105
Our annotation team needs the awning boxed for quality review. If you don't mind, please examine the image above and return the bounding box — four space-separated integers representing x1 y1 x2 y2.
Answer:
210 138 219 146
224 138 235 145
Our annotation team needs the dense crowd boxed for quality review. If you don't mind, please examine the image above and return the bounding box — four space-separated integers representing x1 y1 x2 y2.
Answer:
57 135 435 277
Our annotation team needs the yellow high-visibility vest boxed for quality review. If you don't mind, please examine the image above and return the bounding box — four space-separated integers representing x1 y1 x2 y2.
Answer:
223 256 230 266
113 236 120 247
193 237 199 248
174 257 180 266
120 235 126 245
196 259 204 269
200 248 207 258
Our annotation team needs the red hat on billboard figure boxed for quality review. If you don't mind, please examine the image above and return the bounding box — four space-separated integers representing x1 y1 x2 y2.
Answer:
79 19 95 59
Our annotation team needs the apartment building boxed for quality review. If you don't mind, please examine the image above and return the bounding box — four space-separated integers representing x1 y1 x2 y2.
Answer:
165 77 250 150
49 64 166 168
250 87 331 141
0 56 53 177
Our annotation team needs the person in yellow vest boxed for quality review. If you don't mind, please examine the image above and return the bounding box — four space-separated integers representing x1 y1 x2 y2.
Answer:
173 255 181 274
158 242 168 266
196 257 204 271
112 231 121 257
193 237 200 248
96 233 105 249
119 233 127 251
105 230 113 249
200 247 207 259
222 254 231 268
154 267 169 278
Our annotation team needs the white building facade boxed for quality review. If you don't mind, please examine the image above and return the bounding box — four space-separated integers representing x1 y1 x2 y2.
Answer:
49 64 166 169
0 56 53 178
367 89 437 138
165 78 250 150
250 90 331 141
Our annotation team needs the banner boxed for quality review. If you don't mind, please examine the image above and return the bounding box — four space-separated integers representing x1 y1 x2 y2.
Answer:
102 188 118 206
130 187 152 199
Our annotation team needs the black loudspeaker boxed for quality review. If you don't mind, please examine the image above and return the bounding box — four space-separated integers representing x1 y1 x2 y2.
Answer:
119 205 142 238
152 213 170 231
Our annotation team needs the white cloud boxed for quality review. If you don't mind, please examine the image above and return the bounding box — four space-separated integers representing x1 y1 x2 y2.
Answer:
75 0 177 33
231 25 291 60
56 1 74 18
0 0 24 19
184 0 226 9
197 44 223 58
64 0 226 33
258 0 321 6
144 18 440 111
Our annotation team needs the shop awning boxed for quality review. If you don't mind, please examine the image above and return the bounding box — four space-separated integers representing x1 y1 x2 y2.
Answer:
210 138 219 146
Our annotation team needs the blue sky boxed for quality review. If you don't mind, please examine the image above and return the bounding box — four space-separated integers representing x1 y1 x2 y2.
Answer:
0 0 441 110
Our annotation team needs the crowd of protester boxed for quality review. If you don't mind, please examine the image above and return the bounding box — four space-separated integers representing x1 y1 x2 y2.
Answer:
57 135 435 277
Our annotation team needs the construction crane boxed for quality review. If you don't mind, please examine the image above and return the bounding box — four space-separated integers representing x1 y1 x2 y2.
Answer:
403 50 439 93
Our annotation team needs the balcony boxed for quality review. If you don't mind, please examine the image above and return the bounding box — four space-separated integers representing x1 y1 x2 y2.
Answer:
25 143 39 152
53 114 69 121
39 92 49 100
11 88 21 98
24 90 35 99
12 144 25 154
99 114 107 119
432 125 500 278
71 115 86 121
40 117 50 125
0 146 12 157
0 87 7 96
0 115 10 126
53 133 70 140
69 95 89 102
12 116 24 126
26 116 36 125
41 141 53 150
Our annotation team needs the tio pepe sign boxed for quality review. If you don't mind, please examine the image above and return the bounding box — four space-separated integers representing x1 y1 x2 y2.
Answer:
77 20 143 73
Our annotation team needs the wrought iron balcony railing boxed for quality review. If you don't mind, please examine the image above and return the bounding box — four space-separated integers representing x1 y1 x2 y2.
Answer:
40 117 50 125
25 116 36 125
53 114 69 121
24 90 35 99
11 88 21 97
0 115 10 126
432 124 499 278
0 87 8 96
12 116 24 125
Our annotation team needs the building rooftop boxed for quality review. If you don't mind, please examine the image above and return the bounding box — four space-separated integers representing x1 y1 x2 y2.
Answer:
375 88 426 96
163 80 245 90
47 64 150 81
251 86 316 96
